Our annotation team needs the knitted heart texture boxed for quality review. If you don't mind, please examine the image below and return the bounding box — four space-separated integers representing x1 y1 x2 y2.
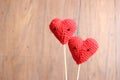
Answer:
68 36 99 64
49 18 99 64
49 18 76 44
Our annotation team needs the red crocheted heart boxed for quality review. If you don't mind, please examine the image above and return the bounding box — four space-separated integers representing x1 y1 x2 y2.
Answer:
49 18 76 44
68 36 99 64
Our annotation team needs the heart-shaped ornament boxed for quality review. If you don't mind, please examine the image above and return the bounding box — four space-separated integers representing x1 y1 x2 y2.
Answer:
49 18 76 44
68 36 99 64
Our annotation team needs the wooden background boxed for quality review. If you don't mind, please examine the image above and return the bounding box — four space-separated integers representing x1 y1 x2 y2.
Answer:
0 0 120 80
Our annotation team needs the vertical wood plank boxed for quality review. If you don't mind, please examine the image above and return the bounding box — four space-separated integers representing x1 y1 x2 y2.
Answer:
78 0 117 80
115 0 120 80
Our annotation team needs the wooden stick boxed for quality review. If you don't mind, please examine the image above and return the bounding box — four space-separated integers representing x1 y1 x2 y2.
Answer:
77 65 81 80
63 45 67 80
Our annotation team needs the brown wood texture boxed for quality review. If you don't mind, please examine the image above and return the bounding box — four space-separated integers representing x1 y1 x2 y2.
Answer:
0 0 119 80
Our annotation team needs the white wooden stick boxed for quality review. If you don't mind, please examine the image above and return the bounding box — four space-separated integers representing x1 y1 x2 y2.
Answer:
77 65 81 80
63 45 67 80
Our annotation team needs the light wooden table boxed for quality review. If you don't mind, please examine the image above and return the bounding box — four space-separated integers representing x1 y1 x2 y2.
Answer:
0 0 120 80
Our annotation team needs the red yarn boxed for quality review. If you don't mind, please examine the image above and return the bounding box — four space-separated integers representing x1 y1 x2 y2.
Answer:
68 36 99 64
49 18 76 44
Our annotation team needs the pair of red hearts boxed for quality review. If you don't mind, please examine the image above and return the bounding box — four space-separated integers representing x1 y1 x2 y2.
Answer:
49 18 99 64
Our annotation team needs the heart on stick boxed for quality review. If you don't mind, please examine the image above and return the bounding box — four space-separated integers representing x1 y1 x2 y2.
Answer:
49 18 76 44
68 36 99 64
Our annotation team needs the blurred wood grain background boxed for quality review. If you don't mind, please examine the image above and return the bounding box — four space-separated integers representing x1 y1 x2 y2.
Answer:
0 0 120 80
